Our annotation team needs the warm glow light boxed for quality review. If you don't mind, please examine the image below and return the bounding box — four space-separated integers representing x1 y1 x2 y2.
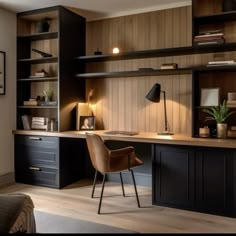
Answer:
112 47 120 54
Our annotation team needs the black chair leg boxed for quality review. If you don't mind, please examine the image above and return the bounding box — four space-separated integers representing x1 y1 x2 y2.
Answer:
130 169 141 208
91 170 98 198
98 174 106 214
120 172 125 197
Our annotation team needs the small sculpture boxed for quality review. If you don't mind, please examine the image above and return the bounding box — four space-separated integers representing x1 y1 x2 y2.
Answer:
32 48 52 58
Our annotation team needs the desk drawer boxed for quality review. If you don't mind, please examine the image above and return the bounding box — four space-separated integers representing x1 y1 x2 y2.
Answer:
15 135 59 168
16 166 59 188
15 135 58 149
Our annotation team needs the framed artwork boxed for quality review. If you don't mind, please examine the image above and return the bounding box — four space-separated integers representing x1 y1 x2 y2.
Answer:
200 88 220 106
79 116 95 131
0 51 5 95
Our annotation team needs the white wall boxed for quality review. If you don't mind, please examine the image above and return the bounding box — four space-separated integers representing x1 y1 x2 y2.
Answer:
0 8 16 181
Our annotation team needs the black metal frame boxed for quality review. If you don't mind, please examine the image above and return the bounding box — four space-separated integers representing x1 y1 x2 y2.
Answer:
91 169 141 214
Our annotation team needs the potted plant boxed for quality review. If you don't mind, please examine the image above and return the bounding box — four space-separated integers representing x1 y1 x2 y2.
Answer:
43 89 53 102
203 100 235 138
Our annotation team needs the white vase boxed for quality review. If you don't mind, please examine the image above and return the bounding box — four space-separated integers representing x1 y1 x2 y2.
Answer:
217 123 228 138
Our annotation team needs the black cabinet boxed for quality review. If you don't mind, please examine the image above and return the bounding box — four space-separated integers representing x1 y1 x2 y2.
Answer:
153 144 236 217
153 144 195 209
14 134 85 188
195 147 234 216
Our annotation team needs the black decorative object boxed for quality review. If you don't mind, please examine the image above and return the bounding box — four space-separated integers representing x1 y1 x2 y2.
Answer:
146 83 173 135
222 0 236 12
36 18 50 33
94 49 102 55
32 48 52 58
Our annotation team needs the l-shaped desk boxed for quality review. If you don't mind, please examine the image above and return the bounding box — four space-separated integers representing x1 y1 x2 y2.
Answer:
13 130 236 218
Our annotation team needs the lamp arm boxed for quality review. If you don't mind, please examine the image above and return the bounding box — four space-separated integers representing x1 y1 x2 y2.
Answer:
162 91 168 132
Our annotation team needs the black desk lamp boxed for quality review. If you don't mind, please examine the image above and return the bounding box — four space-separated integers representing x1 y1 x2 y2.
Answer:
146 83 173 135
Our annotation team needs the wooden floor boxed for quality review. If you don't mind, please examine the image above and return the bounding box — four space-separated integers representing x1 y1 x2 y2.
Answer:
1 180 236 233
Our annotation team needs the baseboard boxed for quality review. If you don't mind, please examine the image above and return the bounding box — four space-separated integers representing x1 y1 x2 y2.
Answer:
107 172 152 187
0 172 15 187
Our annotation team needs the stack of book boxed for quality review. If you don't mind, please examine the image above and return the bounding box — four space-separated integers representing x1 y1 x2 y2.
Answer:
160 63 178 70
207 60 236 67
226 100 236 108
193 30 225 46
31 117 47 130
29 69 48 78
23 98 38 106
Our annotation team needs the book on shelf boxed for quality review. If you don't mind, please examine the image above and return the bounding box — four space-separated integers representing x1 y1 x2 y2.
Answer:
160 63 178 70
193 36 224 42
194 33 224 39
21 115 31 130
31 116 47 130
207 60 236 66
39 101 57 106
23 100 38 106
194 38 225 46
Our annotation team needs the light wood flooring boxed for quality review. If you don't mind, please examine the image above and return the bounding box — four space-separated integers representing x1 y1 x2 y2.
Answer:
1 180 236 233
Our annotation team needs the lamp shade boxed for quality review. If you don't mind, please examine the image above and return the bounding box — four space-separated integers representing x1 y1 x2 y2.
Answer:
145 83 161 103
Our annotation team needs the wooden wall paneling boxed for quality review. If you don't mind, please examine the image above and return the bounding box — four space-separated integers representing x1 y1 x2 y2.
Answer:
85 6 194 134
124 15 134 131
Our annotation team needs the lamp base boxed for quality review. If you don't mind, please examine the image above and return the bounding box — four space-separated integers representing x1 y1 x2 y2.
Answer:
158 131 174 135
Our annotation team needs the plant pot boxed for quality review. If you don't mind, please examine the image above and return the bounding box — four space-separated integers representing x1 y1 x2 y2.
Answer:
222 0 236 12
217 123 228 138
36 18 50 33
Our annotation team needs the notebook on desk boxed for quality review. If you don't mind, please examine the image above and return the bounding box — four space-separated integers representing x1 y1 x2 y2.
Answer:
103 131 139 136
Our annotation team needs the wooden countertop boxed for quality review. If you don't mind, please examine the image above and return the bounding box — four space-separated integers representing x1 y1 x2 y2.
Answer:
12 129 236 149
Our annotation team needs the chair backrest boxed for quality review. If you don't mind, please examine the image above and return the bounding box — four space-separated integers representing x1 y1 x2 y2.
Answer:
85 134 110 173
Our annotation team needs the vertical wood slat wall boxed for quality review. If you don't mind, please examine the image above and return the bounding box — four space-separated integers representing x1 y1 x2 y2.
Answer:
86 6 193 135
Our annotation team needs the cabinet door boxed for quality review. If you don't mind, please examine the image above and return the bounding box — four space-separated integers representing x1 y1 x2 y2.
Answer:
153 144 195 209
195 147 234 216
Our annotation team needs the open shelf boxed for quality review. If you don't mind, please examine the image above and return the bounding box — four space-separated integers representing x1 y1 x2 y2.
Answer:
18 105 58 109
17 32 58 41
194 11 236 25
18 56 58 64
76 43 236 62
17 76 58 82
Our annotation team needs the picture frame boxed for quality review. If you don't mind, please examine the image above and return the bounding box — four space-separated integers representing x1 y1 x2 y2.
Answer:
0 51 6 95
79 116 95 131
200 88 220 107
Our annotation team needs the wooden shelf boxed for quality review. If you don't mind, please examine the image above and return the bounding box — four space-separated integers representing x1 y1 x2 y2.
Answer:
18 56 58 64
18 105 58 109
194 11 236 25
76 67 194 79
76 65 236 79
17 76 58 82
76 43 236 62
17 32 58 41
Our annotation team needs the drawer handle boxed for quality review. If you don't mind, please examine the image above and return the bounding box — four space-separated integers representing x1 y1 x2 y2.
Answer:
29 137 42 141
29 167 41 171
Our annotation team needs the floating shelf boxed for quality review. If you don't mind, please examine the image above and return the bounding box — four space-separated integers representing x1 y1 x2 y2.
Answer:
76 43 236 62
17 32 58 41
17 76 58 82
18 56 58 64
76 65 236 79
76 68 193 79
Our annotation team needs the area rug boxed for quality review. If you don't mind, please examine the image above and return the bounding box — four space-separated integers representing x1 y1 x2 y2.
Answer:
34 210 136 233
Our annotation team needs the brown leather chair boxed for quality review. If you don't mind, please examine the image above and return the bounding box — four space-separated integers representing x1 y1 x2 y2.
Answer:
85 133 143 214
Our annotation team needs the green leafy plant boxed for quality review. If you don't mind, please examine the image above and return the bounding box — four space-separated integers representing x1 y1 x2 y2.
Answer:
203 100 235 123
